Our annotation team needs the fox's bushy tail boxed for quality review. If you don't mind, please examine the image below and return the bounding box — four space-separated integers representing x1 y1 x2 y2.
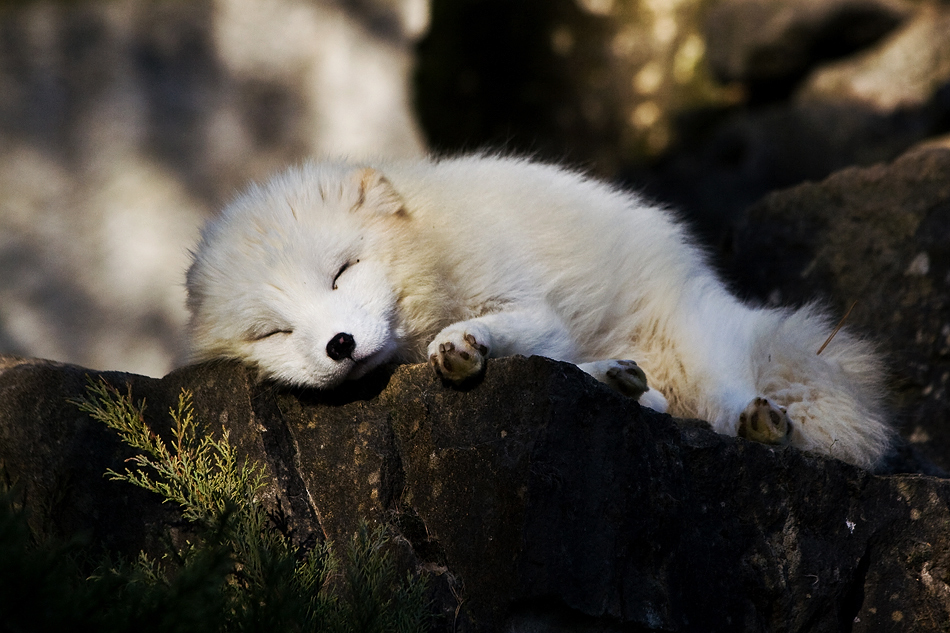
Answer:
751 304 894 469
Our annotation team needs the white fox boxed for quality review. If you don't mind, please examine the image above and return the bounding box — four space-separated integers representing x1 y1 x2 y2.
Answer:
186 155 893 468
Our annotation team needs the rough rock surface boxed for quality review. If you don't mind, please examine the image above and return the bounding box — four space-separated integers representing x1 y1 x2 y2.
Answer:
729 145 950 474
2 354 949 632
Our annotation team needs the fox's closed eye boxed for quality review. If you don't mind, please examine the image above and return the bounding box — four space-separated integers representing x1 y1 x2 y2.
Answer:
332 259 359 290
251 328 293 341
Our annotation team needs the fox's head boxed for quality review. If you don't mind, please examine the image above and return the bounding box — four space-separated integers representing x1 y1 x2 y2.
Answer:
186 162 408 388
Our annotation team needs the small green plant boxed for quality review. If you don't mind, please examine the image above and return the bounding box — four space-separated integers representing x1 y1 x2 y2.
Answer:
0 380 431 632
83 383 263 528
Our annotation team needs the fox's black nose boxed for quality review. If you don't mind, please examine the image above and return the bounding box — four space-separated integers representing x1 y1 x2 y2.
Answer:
326 332 356 361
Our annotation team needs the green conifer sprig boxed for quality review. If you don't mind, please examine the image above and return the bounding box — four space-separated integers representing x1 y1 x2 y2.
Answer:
66 378 433 632
76 382 263 527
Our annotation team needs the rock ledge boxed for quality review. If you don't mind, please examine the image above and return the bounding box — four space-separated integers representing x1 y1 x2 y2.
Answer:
1 354 948 632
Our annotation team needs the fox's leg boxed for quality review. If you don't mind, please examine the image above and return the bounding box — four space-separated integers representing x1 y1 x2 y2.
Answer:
577 360 668 411
427 308 666 409
428 308 577 383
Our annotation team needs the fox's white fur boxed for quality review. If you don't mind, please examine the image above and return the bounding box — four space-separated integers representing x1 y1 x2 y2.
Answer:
186 155 893 469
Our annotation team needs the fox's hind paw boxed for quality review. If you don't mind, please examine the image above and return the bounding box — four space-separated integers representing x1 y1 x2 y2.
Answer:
428 327 489 384
578 359 668 411
603 360 649 398
738 397 792 445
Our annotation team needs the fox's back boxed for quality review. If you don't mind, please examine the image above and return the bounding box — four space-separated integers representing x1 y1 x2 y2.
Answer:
380 155 710 357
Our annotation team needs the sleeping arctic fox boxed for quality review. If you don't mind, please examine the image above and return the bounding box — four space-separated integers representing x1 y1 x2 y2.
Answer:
186 155 893 469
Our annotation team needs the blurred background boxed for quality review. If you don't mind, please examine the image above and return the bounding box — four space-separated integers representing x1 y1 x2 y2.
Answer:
0 0 948 378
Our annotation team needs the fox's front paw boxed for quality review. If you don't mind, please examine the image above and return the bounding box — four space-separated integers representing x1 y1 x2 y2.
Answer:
738 397 792 445
428 326 490 383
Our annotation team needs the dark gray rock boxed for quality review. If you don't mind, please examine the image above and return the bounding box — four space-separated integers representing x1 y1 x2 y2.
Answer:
2 354 949 631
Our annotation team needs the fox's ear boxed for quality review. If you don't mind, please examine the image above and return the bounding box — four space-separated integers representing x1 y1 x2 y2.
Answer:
349 167 405 216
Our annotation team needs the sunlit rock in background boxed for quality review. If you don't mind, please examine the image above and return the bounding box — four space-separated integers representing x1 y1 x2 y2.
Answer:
798 2 950 112
0 0 427 377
